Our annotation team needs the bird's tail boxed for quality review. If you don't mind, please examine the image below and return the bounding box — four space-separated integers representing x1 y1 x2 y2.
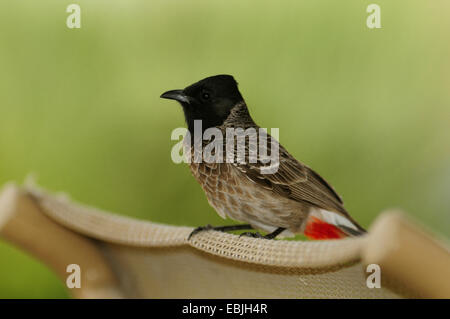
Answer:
303 209 366 240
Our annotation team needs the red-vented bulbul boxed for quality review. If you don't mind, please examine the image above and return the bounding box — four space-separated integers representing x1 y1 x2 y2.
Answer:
161 75 366 240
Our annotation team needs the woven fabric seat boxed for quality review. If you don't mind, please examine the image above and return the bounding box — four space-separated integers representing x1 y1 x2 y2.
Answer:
0 183 448 298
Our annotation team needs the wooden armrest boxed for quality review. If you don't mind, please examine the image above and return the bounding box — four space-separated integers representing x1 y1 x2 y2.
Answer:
362 211 450 298
0 184 123 298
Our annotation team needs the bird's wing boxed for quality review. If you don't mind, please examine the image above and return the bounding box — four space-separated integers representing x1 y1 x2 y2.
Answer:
232 133 348 216
233 135 367 234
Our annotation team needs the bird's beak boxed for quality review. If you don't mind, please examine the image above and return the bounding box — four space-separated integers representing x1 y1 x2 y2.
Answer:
160 89 191 104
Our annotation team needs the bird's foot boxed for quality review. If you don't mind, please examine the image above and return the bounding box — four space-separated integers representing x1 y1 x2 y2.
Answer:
188 224 214 240
188 224 253 240
239 227 286 240
239 231 265 239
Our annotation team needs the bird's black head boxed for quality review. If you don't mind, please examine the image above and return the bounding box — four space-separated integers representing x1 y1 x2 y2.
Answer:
160 75 244 133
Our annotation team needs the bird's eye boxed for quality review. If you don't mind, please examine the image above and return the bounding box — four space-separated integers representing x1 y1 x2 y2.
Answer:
202 92 210 100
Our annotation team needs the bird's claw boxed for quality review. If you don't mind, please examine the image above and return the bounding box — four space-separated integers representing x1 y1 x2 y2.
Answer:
239 231 265 239
188 224 214 240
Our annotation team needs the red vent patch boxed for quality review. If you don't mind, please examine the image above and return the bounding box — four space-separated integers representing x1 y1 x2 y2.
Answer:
304 216 347 240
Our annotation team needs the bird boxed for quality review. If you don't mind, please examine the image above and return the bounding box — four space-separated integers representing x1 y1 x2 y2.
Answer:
161 74 366 240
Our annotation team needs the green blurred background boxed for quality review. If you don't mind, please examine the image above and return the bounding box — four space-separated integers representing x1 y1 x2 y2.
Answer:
0 0 449 298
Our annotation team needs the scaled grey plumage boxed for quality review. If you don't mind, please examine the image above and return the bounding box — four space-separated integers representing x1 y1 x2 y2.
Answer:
161 74 366 239
187 102 365 236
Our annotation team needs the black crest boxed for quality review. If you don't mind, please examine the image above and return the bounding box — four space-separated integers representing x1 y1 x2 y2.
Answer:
161 74 244 133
